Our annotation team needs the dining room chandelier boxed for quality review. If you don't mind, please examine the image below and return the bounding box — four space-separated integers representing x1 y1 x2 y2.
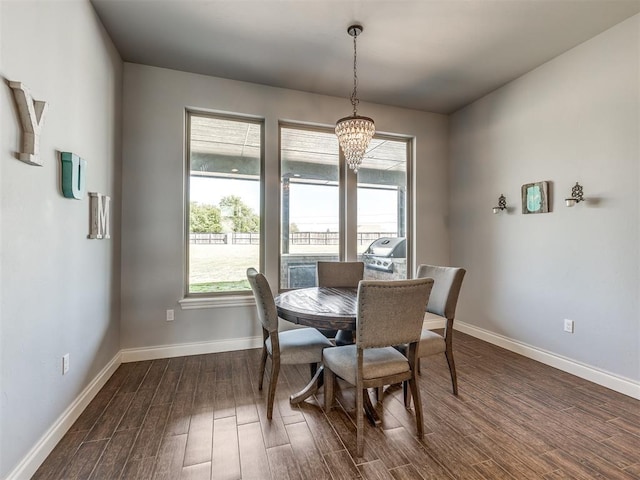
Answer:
335 24 375 174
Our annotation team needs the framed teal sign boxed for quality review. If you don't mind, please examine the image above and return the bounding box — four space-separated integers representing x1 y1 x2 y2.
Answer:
522 181 549 214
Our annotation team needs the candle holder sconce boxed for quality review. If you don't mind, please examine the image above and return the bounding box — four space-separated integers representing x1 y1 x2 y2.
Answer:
493 194 507 214
565 182 585 207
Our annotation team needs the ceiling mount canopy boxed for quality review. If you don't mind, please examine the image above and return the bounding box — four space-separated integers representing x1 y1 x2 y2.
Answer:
335 23 375 174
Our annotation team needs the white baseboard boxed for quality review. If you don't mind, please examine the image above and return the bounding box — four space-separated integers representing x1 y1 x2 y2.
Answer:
455 321 640 400
120 335 263 363
5 352 122 480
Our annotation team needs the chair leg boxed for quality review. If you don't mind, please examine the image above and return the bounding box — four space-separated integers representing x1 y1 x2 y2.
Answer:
267 359 280 420
416 357 421 375
444 349 458 395
403 380 410 408
310 362 317 378
408 373 424 439
356 387 364 457
375 386 383 402
324 368 335 411
258 346 268 391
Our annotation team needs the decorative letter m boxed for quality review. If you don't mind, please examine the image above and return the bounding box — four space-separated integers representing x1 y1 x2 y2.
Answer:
89 193 111 239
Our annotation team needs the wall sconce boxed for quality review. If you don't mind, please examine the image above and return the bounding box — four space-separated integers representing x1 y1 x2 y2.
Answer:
492 194 507 214
565 182 584 207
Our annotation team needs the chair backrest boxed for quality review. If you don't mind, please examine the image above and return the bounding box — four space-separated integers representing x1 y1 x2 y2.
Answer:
246 268 279 334
356 278 434 349
317 261 364 288
415 265 466 320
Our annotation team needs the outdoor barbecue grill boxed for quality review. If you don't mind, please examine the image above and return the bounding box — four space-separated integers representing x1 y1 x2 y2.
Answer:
362 237 406 273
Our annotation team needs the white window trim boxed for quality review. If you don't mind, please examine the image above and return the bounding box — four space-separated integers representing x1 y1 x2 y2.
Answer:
178 294 256 310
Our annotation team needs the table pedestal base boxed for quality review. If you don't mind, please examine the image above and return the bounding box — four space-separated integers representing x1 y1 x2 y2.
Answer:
363 390 382 426
289 365 324 404
289 367 382 426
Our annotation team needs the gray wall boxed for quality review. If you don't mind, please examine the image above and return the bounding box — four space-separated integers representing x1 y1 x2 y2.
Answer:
449 14 639 381
0 1 122 477
120 63 449 350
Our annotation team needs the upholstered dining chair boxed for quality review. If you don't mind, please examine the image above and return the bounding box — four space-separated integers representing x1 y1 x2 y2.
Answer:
317 261 365 288
411 264 466 397
323 278 434 457
316 261 364 344
247 268 333 419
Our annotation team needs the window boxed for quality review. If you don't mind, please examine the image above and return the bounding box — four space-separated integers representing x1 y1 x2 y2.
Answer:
357 137 409 281
280 126 340 289
186 112 263 295
280 125 410 289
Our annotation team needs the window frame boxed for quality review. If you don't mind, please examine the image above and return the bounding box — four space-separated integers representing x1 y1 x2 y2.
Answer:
354 132 413 279
183 109 265 301
278 122 413 291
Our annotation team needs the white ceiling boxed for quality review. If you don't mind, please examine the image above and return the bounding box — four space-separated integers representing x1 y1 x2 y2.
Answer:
90 0 640 114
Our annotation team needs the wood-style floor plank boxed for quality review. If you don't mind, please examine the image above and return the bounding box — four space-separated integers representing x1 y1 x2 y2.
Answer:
58 439 108 480
152 433 188 480
88 429 138 480
116 388 156 432
212 416 241 480
323 449 361 480
184 410 214 467
181 462 212 480
120 457 156 480
284 421 332 480
85 392 135 442
359 459 395 479
33 333 640 480
388 464 425 480
32 430 88 480
266 444 303 480
128 403 171 461
237 421 271 479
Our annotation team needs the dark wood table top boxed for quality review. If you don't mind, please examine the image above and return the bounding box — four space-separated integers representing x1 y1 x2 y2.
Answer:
275 287 357 330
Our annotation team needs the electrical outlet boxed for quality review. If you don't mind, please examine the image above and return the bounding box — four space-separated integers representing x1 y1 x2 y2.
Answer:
563 319 574 333
62 354 70 375
166 309 175 322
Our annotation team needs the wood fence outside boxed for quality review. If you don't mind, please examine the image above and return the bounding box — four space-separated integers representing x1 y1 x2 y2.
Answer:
189 232 397 245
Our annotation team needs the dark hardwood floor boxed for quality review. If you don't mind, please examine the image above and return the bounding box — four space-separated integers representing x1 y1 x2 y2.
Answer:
33 332 640 479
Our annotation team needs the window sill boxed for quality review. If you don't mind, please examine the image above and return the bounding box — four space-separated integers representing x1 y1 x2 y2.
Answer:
179 295 255 310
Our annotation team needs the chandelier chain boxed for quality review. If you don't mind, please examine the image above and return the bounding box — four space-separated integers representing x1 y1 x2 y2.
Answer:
335 23 374 174
350 33 359 116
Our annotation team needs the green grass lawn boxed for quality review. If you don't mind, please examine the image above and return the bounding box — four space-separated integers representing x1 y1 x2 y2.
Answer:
189 242 403 292
189 244 258 290
189 243 336 292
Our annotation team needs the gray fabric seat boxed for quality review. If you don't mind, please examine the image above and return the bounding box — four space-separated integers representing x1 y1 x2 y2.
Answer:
323 277 434 457
266 328 331 365
321 344 411 385
247 268 333 419
316 261 364 344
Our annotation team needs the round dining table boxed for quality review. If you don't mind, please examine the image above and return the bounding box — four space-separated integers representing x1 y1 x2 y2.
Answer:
275 286 381 425
275 286 357 331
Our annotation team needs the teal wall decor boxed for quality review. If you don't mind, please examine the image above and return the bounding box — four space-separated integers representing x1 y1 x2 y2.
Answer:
521 181 549 214
61 152 87 199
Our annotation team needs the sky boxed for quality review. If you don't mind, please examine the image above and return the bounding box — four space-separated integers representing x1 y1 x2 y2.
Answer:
191 176 399 232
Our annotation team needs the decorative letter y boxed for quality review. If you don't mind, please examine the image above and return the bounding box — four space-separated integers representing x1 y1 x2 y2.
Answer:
9 82 48 166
